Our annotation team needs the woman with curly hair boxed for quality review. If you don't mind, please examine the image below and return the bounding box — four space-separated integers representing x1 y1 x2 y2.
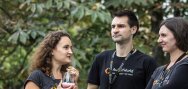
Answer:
24 31 79 89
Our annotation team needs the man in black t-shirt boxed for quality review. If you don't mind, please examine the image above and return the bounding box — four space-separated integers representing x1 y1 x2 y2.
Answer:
87 10 157 89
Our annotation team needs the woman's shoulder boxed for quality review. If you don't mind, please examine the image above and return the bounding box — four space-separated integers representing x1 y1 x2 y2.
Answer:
24 69 47 88
153 65 165 73
154 65 165 74
178 56 188 65
151 65 165 78
156 65 165 70
29 69 47 78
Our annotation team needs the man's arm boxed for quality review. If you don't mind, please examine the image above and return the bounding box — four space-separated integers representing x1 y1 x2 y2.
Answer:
87 83 99 89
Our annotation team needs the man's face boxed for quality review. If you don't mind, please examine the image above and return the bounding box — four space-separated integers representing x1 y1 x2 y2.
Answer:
111 16 136 44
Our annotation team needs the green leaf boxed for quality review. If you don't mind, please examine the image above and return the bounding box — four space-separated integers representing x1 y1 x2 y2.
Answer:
140 0 148 6
36 4 43 13
98 12 105 22
37 30 46 37
31 4 36 13
72 57 82 69
19 30 28 44
105 0 120 8
45 0 52 9
25 0 32 5
40 18 49 24
8 32 19 44
127 0 133 6
134 0 141 5
90 36 99 46
57 1 63 10
105 12 112 23
63 0 70 9
77 6 85 20
31 30 37 39
91 11 97 22
71 8 78 16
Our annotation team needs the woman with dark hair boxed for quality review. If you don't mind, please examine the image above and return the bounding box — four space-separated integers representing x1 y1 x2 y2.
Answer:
24 31 79 89
146 17 188 89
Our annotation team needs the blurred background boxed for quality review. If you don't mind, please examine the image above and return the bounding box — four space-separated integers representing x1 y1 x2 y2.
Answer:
0 0 188 89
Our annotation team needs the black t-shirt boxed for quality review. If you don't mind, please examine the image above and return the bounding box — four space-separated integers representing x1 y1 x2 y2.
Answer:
24 70 60 89
146 57 188 89
87 50 157 89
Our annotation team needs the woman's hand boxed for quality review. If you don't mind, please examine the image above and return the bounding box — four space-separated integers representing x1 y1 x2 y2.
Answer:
67 66 79 82
57 80 78 89
62 85 78 89
57 66 79 89
57 79 78 89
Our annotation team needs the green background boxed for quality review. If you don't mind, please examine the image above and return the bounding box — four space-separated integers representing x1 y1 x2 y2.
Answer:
0 0 188 88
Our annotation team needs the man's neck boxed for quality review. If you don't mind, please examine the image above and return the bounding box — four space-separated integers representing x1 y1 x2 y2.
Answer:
115 41 133 57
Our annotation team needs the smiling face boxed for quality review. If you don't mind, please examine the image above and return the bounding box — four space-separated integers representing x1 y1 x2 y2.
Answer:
158 25 177 53
52 36 73 65
111 16 136 44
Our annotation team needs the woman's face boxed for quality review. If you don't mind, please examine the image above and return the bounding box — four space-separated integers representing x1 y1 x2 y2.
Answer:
52 36 73 65
158 25 177 53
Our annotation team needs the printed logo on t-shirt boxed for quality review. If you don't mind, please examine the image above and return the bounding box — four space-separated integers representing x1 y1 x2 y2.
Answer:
110 68 134 76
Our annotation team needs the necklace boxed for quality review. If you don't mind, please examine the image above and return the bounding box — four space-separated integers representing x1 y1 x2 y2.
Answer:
159 52 186 86
108 49 136 89
50 73 62 89
164 53 186 70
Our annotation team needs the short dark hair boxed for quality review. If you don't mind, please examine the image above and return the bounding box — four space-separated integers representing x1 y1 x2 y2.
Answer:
113 10 139 36
160 17 188 52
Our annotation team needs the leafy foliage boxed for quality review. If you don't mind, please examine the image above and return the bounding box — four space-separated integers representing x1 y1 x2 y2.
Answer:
0 0 188 88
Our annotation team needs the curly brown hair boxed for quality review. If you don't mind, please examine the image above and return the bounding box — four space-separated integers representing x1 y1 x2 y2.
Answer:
29 30 71 76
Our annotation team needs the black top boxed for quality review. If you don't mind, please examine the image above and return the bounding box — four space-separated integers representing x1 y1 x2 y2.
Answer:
87 50 157 89
24 70 60 89
146 57 188 89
